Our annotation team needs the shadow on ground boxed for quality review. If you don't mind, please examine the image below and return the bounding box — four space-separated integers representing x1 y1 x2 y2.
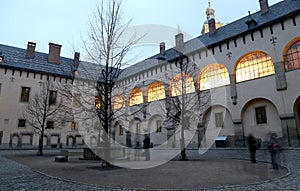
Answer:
4 153 288 190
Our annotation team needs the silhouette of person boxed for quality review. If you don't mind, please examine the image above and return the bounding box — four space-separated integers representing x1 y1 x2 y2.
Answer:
248 134 258 163
143 134 150 161
268 133 280 169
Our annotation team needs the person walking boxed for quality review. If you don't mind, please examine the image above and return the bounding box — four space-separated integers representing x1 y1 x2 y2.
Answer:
143 134 151 161
248 134 258 163
268 133 280 169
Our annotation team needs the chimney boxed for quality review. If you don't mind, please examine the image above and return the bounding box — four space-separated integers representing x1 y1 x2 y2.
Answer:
175 33 184 50
208 18 216 35
48 43 62 64
74 52 80 69
26 42 36 59
160 42 166 56
259 0 269 14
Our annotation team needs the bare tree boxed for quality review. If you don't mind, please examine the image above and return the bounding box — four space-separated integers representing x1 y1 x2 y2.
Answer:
76 0 141 167
23 81 72 156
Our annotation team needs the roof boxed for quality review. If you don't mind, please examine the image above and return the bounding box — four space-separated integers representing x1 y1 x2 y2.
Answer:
119 0 300 80
0 44 75 78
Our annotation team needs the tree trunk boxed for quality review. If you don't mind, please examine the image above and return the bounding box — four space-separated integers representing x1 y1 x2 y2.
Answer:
37 137 44 156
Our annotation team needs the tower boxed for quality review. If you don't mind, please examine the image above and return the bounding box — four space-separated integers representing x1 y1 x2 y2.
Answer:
201 2 224 35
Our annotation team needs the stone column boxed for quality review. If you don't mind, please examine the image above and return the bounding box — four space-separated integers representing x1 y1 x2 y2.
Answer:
233 119 245 147
274 61 287 91
229 74 237 105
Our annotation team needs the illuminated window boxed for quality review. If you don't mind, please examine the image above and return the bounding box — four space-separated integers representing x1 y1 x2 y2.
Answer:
147 81 166 102
20 87 31 102
73 93 81 107
113 94 124 110
170 73 195 97
95 96 101 109
284 40 300 71
156 120 162 132
199 64 230 90
235 51 274 83
71 122 78 130
129 87 143 106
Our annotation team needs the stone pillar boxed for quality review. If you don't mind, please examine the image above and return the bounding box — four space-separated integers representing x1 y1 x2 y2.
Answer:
280 114 300 147
233 119 245 147
274 61 287 91
229 74 237 105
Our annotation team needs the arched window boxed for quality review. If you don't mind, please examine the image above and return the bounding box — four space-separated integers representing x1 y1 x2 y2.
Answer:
284 39 300 71
147 81 166 102
235 51 274 83
170 73 195 97
198 64 230 90
129 87 143 106
113 94 124 110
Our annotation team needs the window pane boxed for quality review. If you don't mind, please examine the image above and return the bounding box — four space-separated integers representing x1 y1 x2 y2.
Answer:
199 64 230 90
170 73 195 97
71 122 78 130
147 82 165 102
215 112 223 127
20 87 31 102
49 90 57 105
255 107 267 124
236 52 274 83
73 93 81 107
129 88 143 106
18 119 26 127
113 95 124 109
47 121 54 129
156 120 162 132
285 40 300 71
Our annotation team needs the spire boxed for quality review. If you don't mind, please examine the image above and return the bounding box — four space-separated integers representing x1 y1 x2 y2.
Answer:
201 1 224 35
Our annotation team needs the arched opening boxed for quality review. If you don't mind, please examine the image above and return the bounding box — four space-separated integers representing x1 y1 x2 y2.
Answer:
129 87 143 106
283 37 300 71
198 63 230 91
146 81 166 102
235 51 275 83
170 73 195 97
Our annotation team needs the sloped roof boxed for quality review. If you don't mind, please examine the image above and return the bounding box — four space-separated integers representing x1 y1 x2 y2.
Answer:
118 0 300 80
0 44 75 78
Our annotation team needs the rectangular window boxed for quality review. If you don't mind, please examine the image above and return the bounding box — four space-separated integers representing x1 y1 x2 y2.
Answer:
47 121 54 129
49 90 57 105
215 112 224 127
18 119 26 128
119 125 124 135
71 122 78 130
255 107 267 124
156 120 162 132
20 87 31 102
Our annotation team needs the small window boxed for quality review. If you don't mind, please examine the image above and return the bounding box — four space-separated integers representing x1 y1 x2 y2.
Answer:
49 90 57 105
47 121 54 129
215 112 224 127
119 125 124 135
255 107 267 124
156 120 162 132
20 87 31 102
95 96 101 109
71 122 78 130
18 119 26 128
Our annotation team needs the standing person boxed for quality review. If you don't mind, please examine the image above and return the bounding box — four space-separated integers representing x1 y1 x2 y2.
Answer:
143 134 150 161
248 134 258 163
268 133 280 169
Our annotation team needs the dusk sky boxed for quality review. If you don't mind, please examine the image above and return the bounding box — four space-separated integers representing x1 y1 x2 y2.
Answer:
1 0 282 61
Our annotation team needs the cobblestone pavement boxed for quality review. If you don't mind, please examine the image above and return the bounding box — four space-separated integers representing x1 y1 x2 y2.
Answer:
0 148 299 191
